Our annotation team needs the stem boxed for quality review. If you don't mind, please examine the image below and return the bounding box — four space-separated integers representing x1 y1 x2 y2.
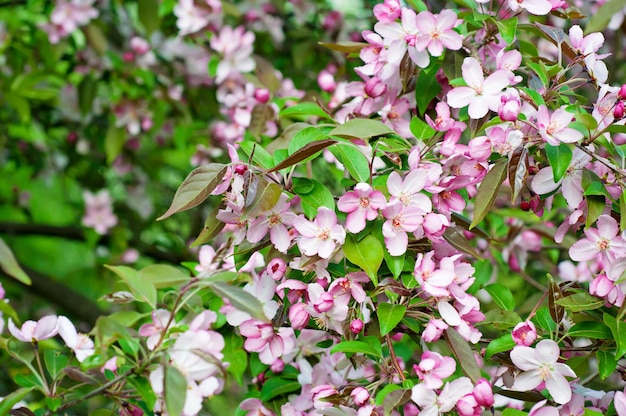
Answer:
51 369 134 414
385 334 406 382
34 343 51 396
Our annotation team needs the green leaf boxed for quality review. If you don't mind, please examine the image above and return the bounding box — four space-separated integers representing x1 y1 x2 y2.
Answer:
519 87 545 107
157 164 228 220
545 144 572 183
165 365 187 416
343 234 384 286
330 340 382 358
409 117 436 141
481 309 522 330
603 313 626 359
191 204 227 248
586 0 626 33
78 75 97 116
287 127 328 155
445 327 481 382
568 321 612 339
139 265 190 289
470 158 508 229
534 307 556 332
44 349 68 379
138 0 160 34
583 409 604 416
329 118 394 140
495 17 518 45
484 283 515 311
279 102 333 120
239 141 274 170
0 237 31 285
485 333 515 359
292 177 335 219
502 409 528 416
207 281 270 322
0 387 35 415
377 303 407 336
375 384 402 405
105 265 157 308
555 291 605 312
241 179 282 220
260 378 302 401
585 195 606 229
267 139 337 174
329 143 371 183
415 63 441 116
596 350 617 379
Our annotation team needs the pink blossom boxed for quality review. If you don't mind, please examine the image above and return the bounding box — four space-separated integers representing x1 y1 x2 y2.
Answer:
387 170 432 212
447 57 510 119
414 351 456 389
210 26 256 83
293 207 346 259
414 10 463 57
82 190 118 235
350 319 364 334
473 379 494 407
423 318 448 342
510 339 576 404
174 0 222 35
411 377 474 415
338 183 386 233
247 195 296 253
507 0 552 15
569 215 626 262
535 105 583 146
512 321 538 346
373 0 401 22
8 316 58 343
531 148 590 209
615 391 626 416
569 25 604 56
241 398 276 416
57 316 94 362
499 89 521 121
382 202 423 256
426 102 457 132
138 309 171 350
50 0 98 35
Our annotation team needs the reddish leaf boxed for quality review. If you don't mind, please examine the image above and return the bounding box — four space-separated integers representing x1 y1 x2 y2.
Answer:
508 146 528 204
265 139 337 174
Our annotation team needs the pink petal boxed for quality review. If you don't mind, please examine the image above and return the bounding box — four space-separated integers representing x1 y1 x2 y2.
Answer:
597 214 619 238
531 167 561 195
510 346 542 370
545 373 572 404
461 58 484 89
569 239 599 261
447 86 476 109
512 370 542 391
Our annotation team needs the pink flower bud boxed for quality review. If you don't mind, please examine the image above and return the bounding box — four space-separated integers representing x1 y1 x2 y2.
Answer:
373 0 401 22
318 70 336 92
254 88 270 104
270 358 285 373
122 51 135 62
619 85 626 100
473 378 494 407
130 37 150 55
322 10 343 32
512 321 537 346
351 387 370 406
288 303 309 330
350 318 364 334
614 101 625 119
314 292 334 313
457 394 480 416
141 116 153 131
498 93 521 121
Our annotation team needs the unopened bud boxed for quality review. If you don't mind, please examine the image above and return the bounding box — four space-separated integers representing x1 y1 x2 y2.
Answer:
618 84 626 100
614 101 625 119
350 318 364 334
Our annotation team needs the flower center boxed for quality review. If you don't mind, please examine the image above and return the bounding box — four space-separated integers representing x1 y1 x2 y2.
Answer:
546 121 561 135
597 237 610 251
360 197 370 208
269 214 282 226
318 228 331 240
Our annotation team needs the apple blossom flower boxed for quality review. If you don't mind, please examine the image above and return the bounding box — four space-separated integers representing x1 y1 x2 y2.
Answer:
8 316 58 343
569 214 626 262
473 379 494 407
499 89 521 121
240 398 276 416
373 0 401 22
351 387 370 406
338 183 386 233
82 190 118 235
510 339 576 404
247 195 297 253
174 0 222 36
138 309 172 350
57 316 95 362
447 57 510 119
414 10 463 57
512 321 538 346
411 377 474 415
382 202 423 256
535 105 583 146
293 207 346 259
414 351 456 389
507 0 552 15
615 390 626 416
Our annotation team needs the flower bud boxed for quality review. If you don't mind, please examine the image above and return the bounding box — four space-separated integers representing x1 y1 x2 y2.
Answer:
614 101 625 119
364 77 387 98
254 88 270 104
270 358 285 373
618 84 626 100
314 292 334 313
351 387 370 406
318 70 336 92
350 318 364 334
473 378 495 407
288 303 309 330
498 92 521 121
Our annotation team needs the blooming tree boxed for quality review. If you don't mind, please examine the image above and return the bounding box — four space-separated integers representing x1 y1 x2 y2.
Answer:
3 0 626 415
